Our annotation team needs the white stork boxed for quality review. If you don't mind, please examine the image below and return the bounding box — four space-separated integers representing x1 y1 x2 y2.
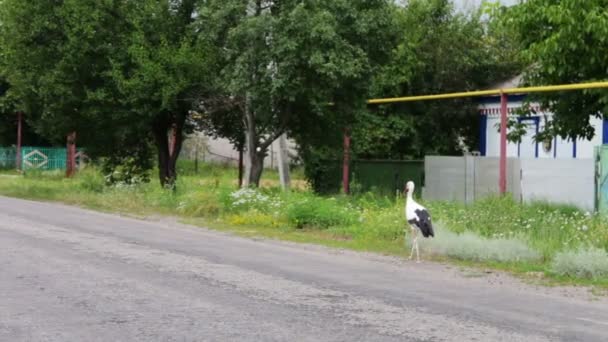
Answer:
404 181 434 262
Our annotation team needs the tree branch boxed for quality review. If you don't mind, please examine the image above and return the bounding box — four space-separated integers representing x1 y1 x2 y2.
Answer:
260 129 285 151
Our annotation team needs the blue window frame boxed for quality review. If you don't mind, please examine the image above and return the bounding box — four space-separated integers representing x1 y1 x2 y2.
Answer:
479 115 487 156
517 116 540 158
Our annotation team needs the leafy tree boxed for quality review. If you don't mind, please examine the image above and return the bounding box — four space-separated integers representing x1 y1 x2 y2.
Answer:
0 78 15 146
509 0 608 141
0 0 213 188
200 0 397 187
112 0 213 188
354 0 523 160
0 0 131 148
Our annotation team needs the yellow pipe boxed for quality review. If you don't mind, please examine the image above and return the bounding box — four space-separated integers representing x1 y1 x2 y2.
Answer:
367 81 608 105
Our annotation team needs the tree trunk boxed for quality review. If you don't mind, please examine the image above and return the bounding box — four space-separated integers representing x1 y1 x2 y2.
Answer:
248 151 265 187
153 114 185 190
153 120 171 188
243 127 266 187
243 93 265 187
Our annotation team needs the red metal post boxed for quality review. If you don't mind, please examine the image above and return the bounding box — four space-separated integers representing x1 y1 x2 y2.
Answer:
66 132 77 178
342 129 351 195
16 112 22 171
499 92 508 195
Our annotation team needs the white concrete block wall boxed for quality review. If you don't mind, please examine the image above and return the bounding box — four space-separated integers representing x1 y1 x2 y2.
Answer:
425 156 594 211
519 158 595 211
181 133 299 169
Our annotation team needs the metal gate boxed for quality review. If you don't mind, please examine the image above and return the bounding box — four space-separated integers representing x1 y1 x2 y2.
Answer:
0 147 87 171
21 147 68 170
595 145 608 214
351 160 424 197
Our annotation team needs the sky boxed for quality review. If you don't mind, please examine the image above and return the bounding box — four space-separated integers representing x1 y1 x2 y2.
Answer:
454 0 519 11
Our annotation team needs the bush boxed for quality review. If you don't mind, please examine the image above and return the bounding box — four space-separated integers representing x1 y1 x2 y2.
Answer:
551 248 608 279
78 168 105 193
286 195 358 229
299 145 343 195
426 224 541 263
356 205 404 240
101 147 152 187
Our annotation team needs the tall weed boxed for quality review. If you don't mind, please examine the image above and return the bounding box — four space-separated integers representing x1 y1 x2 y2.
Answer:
551 248 608 279
425 224 541 263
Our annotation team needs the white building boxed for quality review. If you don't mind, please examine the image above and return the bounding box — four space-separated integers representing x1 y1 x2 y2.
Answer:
181 133 298 169
477 78 606 159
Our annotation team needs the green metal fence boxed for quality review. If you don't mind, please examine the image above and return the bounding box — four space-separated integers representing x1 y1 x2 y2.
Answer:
0 146 86 171
21 147 69 170
0 147 16 169
351 160 424 197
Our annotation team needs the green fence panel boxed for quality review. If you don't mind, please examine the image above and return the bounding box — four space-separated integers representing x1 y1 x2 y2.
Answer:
1 146 87 171
0 147 16 169
351 160 424 197
21 147 73 171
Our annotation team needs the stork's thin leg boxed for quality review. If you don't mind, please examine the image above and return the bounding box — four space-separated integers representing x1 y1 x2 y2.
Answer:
415 235 421 263
409 226 417 260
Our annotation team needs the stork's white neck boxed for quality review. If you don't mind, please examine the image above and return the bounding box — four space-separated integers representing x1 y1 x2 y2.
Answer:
406 191 413 201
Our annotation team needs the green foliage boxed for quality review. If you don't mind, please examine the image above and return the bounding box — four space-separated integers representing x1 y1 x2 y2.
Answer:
285 193 358 229
199 0 397 186
509 0 608 140
298 0 523 191
102 155 152 187
552 248 608 279
0 0 213 189
78 168 105 193
0 0 132 145
300 145 343 194
354 0 523 159
428 196 608 259
0 0 525 190
101 140 154 186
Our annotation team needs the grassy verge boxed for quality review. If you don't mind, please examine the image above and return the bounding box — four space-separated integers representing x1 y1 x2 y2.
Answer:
1 162 607 289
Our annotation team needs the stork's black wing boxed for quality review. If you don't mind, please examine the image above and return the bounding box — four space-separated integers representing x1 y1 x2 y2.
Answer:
414 209 434 238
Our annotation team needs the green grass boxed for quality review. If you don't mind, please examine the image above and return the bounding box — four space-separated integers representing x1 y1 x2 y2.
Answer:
1 162 607 289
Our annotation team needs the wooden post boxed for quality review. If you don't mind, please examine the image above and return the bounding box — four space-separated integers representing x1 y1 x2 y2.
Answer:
499 92 508 194
342 129 351 195
66 132 77 178
16 112 22 171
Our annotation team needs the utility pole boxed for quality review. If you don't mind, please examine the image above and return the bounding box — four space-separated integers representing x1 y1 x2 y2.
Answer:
194 139 199 174
277 133 291 190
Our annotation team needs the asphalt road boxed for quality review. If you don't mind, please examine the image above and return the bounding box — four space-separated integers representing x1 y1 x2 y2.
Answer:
1 196 608 341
